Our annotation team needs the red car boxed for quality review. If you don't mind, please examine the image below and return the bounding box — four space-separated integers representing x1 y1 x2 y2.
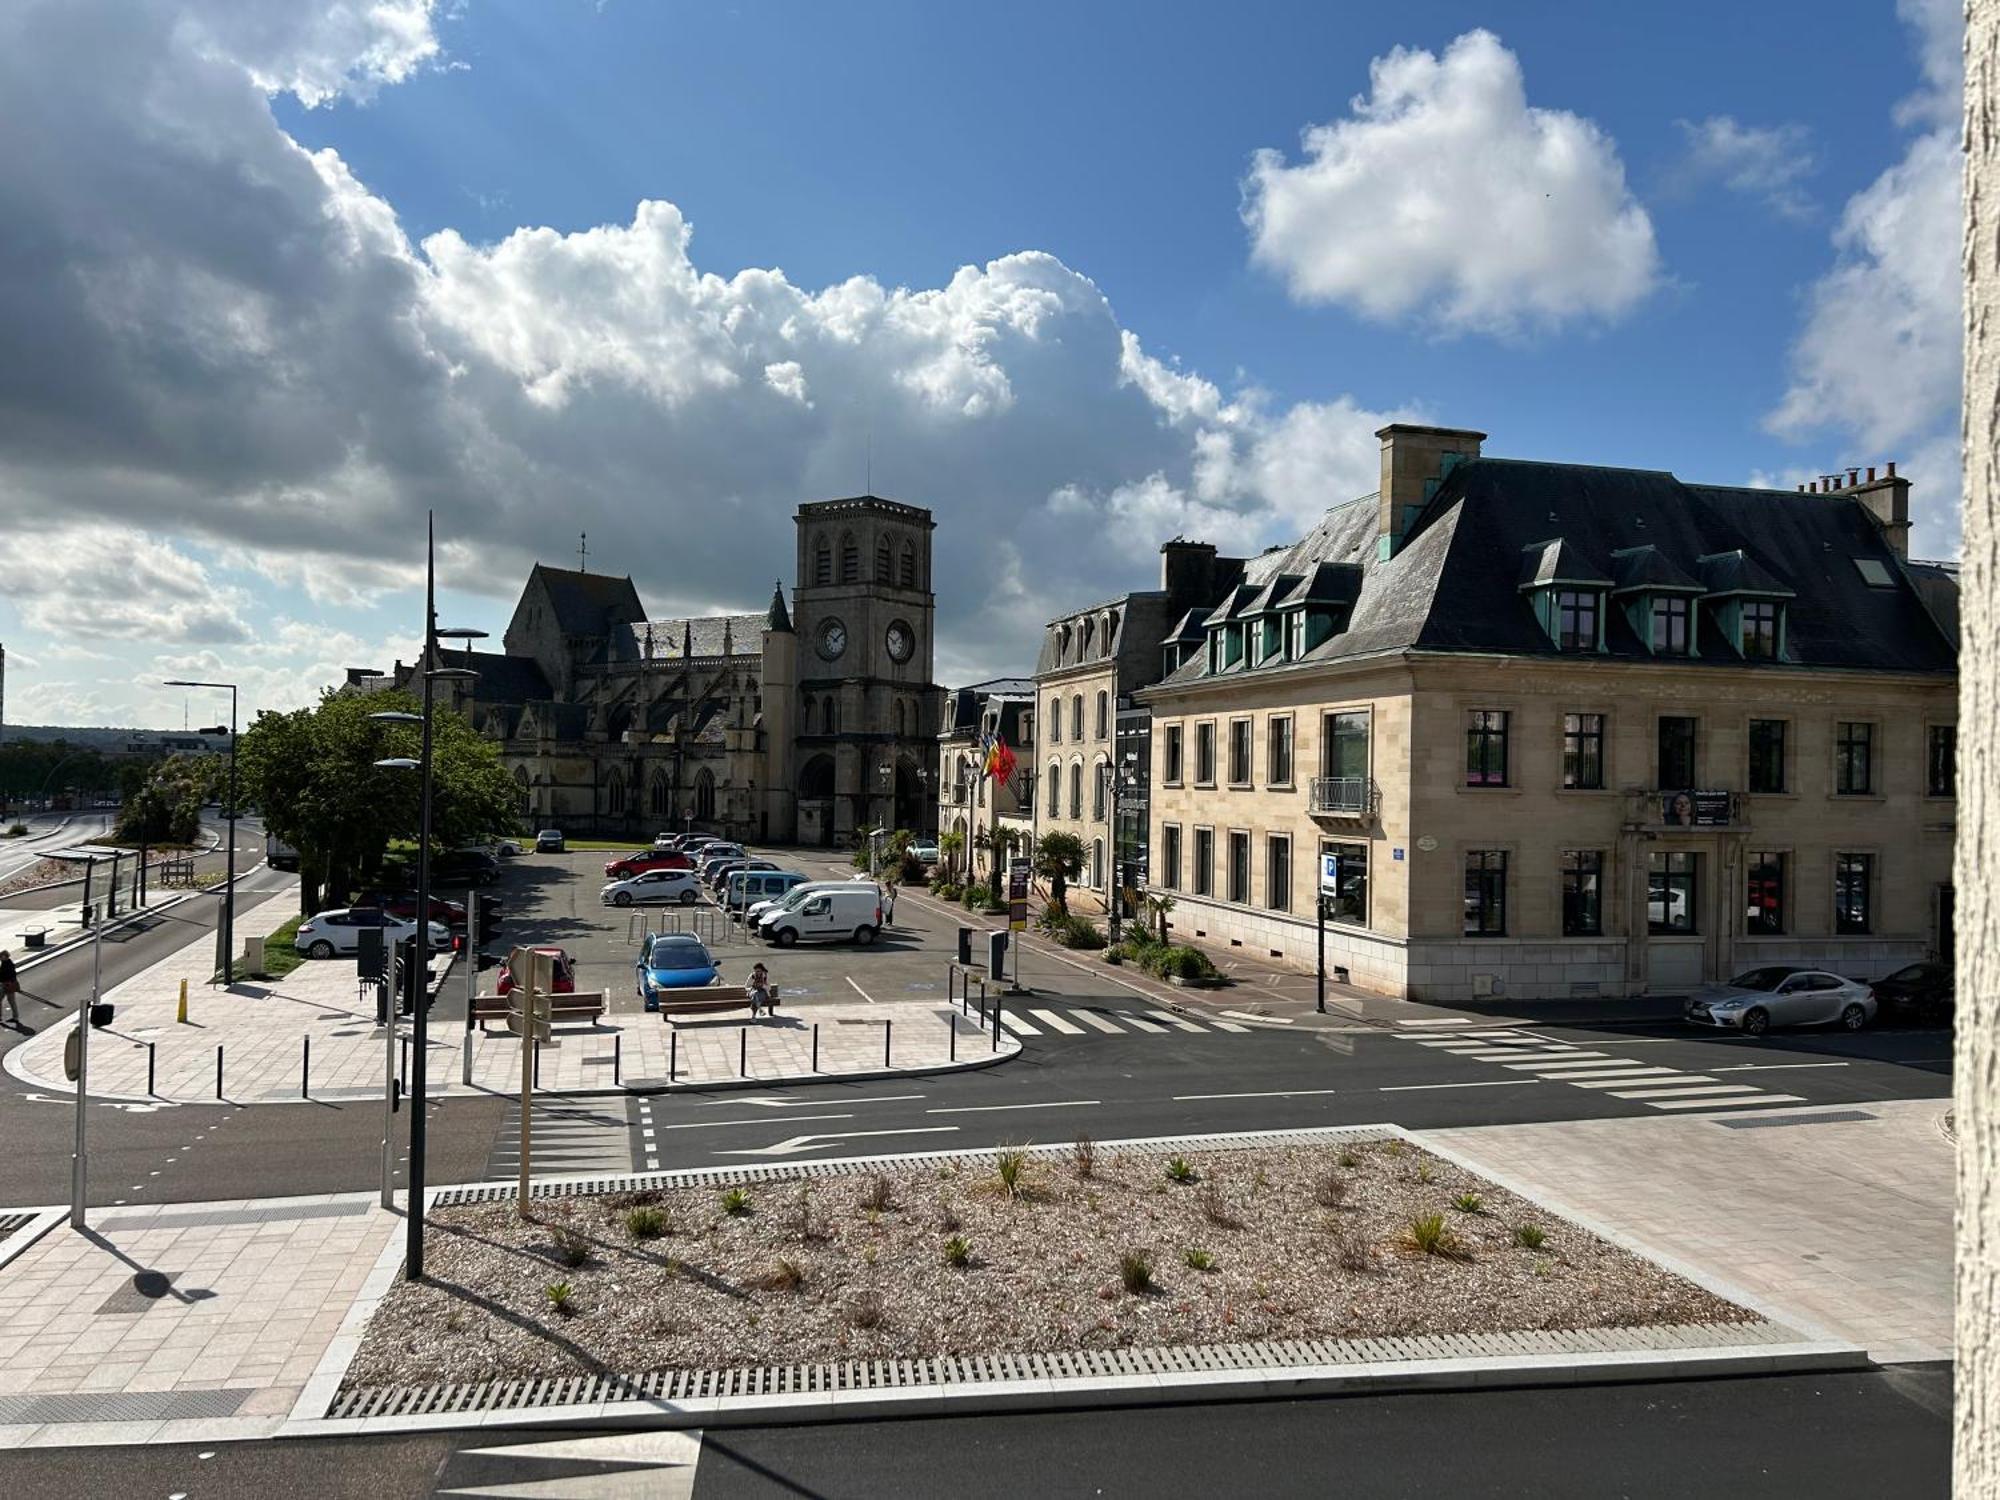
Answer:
604 851 693 880
496 945 577 996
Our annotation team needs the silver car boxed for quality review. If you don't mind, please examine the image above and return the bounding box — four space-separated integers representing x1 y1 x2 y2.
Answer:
1685 966 1876 1036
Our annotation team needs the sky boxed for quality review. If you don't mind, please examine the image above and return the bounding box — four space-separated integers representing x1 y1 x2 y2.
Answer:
0 0 1963 728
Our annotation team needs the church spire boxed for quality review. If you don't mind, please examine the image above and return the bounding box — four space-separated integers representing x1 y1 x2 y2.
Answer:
766 581 793 633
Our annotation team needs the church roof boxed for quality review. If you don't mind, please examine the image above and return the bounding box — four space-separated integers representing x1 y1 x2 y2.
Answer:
530 565 645 638
455 649 552 706
643 614 767 659
767 583 793 634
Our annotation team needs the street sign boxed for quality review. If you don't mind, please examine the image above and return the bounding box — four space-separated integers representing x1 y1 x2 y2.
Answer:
1320 852 1341 891
63 1028 80 1083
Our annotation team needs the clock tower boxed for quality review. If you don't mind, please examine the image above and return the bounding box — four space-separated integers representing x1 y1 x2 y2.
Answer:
789 496 942 845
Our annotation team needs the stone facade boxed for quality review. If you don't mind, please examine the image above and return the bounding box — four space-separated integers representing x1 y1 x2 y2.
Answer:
935 679 1035 883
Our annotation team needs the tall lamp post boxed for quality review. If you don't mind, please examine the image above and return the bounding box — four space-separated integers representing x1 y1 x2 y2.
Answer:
1099 754 1138 944
369 513 484 1281
163 681 237 982
45 845 109 1229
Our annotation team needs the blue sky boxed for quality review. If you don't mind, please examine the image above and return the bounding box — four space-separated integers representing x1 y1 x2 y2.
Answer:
0 0 1959 726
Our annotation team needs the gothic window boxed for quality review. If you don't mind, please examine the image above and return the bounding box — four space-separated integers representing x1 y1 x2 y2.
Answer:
876 536 892 582
814 537 832 586
824 696 837 734
693 769 716 821
513 764 530 815
802 695 815 734
649 770 670 816
606 769 626 816
900 541 917 588
840 533 859 583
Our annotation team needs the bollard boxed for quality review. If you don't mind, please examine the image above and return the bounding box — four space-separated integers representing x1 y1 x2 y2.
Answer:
884 1019 892 1068
613 1033 622 1086
177 978 188 1025
302 1035 310 1100
669 1028 678 1082
215 1044 224 1100
147 1042 156 1097
812 1023 819 1073
993 993 1003 1045
949 1013 956 1062
739 1026 748 1079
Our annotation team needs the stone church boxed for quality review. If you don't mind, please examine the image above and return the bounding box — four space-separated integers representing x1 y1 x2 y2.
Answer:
418 497 943 845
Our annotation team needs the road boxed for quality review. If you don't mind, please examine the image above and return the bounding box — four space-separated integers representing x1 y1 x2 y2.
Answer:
0 809 116 884
0 1364 1951 1498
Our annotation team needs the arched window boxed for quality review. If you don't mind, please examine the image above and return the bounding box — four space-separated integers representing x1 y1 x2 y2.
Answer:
900 541 917 588
840 533 859 583
1091 756 1107 819
814 536 832 586
1049 697 1062 741
824 695 837 734
1091 838 1104 888
802 695 814 734
649 770 670 816
1046 760 1060 817
1080 617 1094 656
1105 608 1120 647
513 764 531 815
1071 694 1083 741
1069 761 1082 819
1058 623 1072 660
606 768 626 816
1095 690 1109 739
693 769 716 821
876 536 892 582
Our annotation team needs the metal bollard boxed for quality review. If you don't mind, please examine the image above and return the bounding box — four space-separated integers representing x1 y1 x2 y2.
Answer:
533 1040 541 1090
302 1035 310 1100
613 1033 622 1086
401 1035 410 1082
147 1042 156 1097
812 1022 819 1073
949 1013 956 1062
993 993 1003 1045
670 1027 678 1082
884 1019 892 1068
739 1026 748 1079
215 1044 224 1100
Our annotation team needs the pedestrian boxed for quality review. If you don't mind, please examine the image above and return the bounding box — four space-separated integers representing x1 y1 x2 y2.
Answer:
883 883 897 926
749 960 773 1019
0 950 18 1029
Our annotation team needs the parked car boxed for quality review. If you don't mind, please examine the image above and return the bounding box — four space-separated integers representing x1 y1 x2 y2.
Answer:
1685 967 1876 1036
430 849 500 887
726 868 810 916
365 892 467 927
697 846 748 881
294 907 450 960
1869 961 1954 1026
535 828 566 853
634 932 722 1007
495 945 577 996
909 840 940 865
604 850 694 880
756 884 883 948
466 837 523 859
602 868 704 907
707 857 778 891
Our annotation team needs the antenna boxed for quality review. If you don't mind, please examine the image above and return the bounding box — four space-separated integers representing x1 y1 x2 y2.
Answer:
578 531 588 571
865 426 872 497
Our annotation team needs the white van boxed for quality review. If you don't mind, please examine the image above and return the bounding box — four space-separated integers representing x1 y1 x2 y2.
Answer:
756 882 884 947
743 878 868 929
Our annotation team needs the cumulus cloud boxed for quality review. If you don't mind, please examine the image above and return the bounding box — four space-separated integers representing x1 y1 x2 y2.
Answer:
1670 117 1816 219
1766 0 1961 557
7 524 255 646
1241 29 1660 336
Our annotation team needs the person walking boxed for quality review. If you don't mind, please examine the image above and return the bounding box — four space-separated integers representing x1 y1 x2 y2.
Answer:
883 883 897 926
0 950 19 1029
748 960 773 1019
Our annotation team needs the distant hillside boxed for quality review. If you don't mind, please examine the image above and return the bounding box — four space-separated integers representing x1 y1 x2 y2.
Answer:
2 724 229 755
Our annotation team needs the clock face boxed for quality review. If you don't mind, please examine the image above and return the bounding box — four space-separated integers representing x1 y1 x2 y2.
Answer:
817 618 847 661
885 621 914 664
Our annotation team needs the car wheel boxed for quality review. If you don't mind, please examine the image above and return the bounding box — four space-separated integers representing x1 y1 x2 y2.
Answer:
614 891 633 907
853 925 876 947
308 940 335 960
1840 1002 1869 1031
1741 1007 1770 1038
775 927 798 948
679 889 697 906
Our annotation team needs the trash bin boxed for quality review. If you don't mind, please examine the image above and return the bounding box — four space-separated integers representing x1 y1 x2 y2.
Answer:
957 926 972 966
987 930 1008 982
89 1002 115 1029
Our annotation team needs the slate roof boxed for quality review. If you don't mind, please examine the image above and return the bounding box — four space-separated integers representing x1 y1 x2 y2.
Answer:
941 679 1036 739
457 650 552 706
1150 457 1957 688
642 614 767 659
532 566 645 638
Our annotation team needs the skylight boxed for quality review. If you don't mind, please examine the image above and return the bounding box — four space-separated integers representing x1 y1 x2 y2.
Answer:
1853 557 1895 588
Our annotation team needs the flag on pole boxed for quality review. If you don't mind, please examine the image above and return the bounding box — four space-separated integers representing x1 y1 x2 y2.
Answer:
985 733 1016 784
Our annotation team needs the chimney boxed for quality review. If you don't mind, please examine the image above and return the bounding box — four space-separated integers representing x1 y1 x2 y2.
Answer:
1159 538 1219 600
1376 424 1486 558
1848 461 1912 558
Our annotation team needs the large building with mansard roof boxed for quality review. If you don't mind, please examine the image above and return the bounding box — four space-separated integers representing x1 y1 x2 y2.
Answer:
404 497 944 845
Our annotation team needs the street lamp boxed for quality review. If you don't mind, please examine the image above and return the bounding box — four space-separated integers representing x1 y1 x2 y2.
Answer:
163 680 237 984
1099 754 1138 944
44 843 115 1229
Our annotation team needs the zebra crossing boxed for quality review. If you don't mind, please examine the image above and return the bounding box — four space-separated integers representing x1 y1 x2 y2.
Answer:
486 1096 639 1180
991 1004 1254 1040
1397 1027 1809 1113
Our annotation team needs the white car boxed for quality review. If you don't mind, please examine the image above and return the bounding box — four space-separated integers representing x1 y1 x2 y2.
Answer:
909 841 940 865
294 907 450 960
602 868 704 907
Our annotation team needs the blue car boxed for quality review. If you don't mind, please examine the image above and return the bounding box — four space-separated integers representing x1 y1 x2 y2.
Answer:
635 932 722 1009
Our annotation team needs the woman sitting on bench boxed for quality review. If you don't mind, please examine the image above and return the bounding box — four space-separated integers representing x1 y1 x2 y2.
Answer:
749 962 777 1018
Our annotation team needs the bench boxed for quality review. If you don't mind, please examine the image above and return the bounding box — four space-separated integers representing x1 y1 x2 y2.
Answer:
469 989 608 1030
654 984 779 1020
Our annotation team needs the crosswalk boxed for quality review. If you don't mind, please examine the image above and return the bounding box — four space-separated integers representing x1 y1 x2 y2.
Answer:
990 1003 1254 1040
1396 1027 1809 1113
486 1097 638 1180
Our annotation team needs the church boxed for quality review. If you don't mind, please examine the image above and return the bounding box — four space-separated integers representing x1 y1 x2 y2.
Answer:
416 497 944 845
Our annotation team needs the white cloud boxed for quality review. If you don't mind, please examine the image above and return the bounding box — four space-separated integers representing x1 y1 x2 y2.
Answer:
7 524 255 646
1241 29 1660 336
1766 3 1961 558
1671 117 1815 219
178 0 443 106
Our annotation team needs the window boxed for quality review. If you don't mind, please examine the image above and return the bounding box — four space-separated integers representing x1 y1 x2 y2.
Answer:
1071 694 1083 741
1068 762 1082 819
1650 596 1691 654
1741 600 1780 659
1193 828 1213 896
1092 760 1106 820
1928 725 1956 797
1228 719 1252 786
900 542 917 589
1464 851 1506 936
1749 719 1787 794
1227 831 1250 904
1323 710 1369 781
1195 722 1216 785
1835 721 1874 795
1746 851 1785 935
876 537 891 582
1555 589 1599 652
1648 851 1697 934
1044 759 1059 814
1324 840 1368 926
1049 698 1061 742
1163 724 1184 784
1095 691 1109 739
1268 717 1294 786
1658 716 1698 789
814 539 832 586
606 772 626 816
649 772 670 816
1835 852 1874 934
1266 835 1292 911
1562 713 1604 790
1561 850 1603 936
1465 710 1509 787
1161 824 1182 891
840 534 858 583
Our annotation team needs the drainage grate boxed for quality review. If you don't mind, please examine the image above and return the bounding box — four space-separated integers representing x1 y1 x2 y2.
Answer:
328 1319 1799 1421
95 1201 372 1232
1716 1110 1878 1131
95 1270 180 1315
0 1213 34 1238
0 1387 252 1425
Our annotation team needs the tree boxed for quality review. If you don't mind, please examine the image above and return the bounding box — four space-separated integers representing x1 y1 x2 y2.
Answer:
114 755 209 845
1034 831 1085 914
938 828 965 880
986 826 1020 900
238 689 519 914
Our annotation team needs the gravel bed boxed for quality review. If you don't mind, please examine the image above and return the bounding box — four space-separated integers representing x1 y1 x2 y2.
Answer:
343 1141 1755 1388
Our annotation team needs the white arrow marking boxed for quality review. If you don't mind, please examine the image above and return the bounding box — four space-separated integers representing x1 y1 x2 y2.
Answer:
714 1126 959 1157
697 1093 923 1109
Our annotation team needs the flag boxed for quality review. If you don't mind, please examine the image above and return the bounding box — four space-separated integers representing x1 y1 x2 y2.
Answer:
986 733 1016 784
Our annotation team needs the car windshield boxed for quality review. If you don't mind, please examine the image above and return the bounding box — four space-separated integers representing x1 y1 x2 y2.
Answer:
1727 967 1798 992
1879 964 1927 985
647 938 710 969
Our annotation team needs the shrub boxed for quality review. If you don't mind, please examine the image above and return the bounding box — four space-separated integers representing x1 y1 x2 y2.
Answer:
549 1224 591 1268
1183 1247 1216 1271
1513 1223 1548 1250
860 1174 895 1213
1403 1213 1469 1260
1415 1161 1434 1185
1198 1180 1242 1229
937 1198 962 1233
5 823 25 837
1160 945 1218 981
994 1146 1031 1198
1334 1229 1375 1273
544 1280 576 1315
1452 1192 1484 1215
931 880 962 902
793 1184 826 1244
1164 1156 1197 1184
1072 1133 1096 1180
1052 915 1105 950
847 1290 886 1329
720 1186 752 1216
749 1257 804 1293
624 1206 667 1240
1336 1150 1360 1169
943 1235 973 1268
1119 1250 1155 1294
1312 1170 1347 1209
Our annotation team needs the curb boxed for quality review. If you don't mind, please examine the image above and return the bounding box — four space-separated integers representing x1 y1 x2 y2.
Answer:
0 1205 64 1275
6 852 265 977
0 826 224 905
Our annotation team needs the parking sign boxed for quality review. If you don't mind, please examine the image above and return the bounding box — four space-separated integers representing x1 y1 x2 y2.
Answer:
1320 852 1340 891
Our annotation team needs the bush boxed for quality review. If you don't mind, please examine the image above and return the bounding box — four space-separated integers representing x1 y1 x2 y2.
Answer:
544 1280 576 1315
549 1224 591 1268
1071 1133 1096 1180
943 1235 973 1268
931 880 962 902
1336 1149 1360 1169
1050 915 1105 950
1451 1192 1484 1215
1160 945 1217 981
624 1206 667 1240
1183 1246 1215 1271
994 1146 1030 1199
1312 1170 1347 1209
1164 1155 1197 1184
1118 1250 1155 1294
847 1289 886 1329
5 823 25 837
720 1186 752 1216
749 1257 804 1293
860 1174 895 1213
1403 1213 1469 1260
1199 1180 1242 1229
1334 1229 1375 1273
1513 1223 1549 1250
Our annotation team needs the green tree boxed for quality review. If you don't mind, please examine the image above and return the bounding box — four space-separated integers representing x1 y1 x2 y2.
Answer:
1034 831 1085 913
114 755 208 845
937 828 965 881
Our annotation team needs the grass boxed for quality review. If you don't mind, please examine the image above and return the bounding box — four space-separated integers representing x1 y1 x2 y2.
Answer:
860 1175 895 1213
994 1147 1030 1199
1452 1193 1485 1215
1312 1170 1347 1209
846 1290 885 1329
1198 1180 1242 1230
943 1235 972 1268
1336 1150 1360 1169
1402 1213 1470 1260
720 1187 752 1217
565 839 655 852
1513 1223 1549 1250
544 1281 575 1315
1182 1246 1216 1272
1334 1228 1375 1273
1118 1250 1155 1294
748 1257 804 1293
549 1224 591 1268
1164 1156 1197 1184
625 1206 667 1240
232 914 305 981
1071 1133 1096 1180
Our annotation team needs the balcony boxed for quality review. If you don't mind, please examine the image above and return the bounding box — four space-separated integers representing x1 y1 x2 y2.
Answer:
1309 776 1377 818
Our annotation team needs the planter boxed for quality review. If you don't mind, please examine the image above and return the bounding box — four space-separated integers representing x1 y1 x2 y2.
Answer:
1165 974 1225 989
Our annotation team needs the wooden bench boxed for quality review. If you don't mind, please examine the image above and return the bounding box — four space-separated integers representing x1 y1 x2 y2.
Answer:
654 984 779 1020
469 989 608 1030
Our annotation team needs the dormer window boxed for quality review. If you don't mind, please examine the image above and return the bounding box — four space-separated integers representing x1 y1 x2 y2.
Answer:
1650 596 1691 655
1741 600 1781 660
1554 590 1600 653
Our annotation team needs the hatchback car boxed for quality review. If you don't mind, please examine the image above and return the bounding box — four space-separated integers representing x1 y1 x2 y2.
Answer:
535 828 565 853
604 850 694 880
294 908 450 960
602 868 703 906
634 933 722 1008
1869 961 1953 1026
1685 967 1876 1036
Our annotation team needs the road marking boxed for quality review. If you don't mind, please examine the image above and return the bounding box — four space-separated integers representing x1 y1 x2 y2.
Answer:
1451 1045 1581 1059
715 1126 959 1157
1559 1070 1693 1087
1145 1009 1205 1032
1028 1008 1086 1034
1118 1014 1169 1033
1208 1019 1251 1033
844 976 876 1004
1378 1079 1542 1092
1071 1011 1126 1034
926 1099 1100 1114
1172 1088 1339 1101
657 1112 856 1131
696 1093 923 1108
998 1013 1041 1037
1645 1093 1806 1111
1608 1082 1755 1099
1496 1053 1618 1069
1708 1062 1852 1073
1221 1009 1292 1024
1395 1017 1477 1027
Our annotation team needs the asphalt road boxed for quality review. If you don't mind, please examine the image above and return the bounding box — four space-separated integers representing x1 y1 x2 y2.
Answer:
0 1364 1950 1498
0 809 261 912
0 809 116 885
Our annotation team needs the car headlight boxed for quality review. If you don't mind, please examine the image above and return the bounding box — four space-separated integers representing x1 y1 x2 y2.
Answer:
1710 998 1746 1011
